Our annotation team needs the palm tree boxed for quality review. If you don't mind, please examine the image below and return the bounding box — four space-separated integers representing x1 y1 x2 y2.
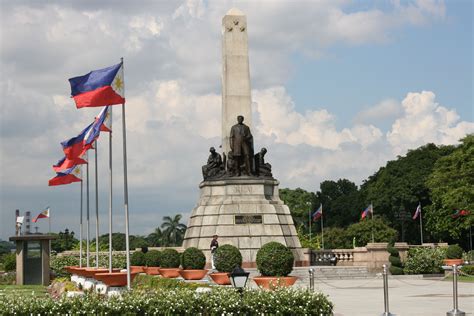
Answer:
161 214 187 246
146 227 163 246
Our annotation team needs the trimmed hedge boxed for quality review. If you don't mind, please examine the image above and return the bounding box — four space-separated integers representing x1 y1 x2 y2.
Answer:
403 247 445 274
446 244 463 259
0 287 333 315
256 242 294 277
131 251 146 266
160 249 180 268
181 247 206 270
214 244 242 273
145 250 161 267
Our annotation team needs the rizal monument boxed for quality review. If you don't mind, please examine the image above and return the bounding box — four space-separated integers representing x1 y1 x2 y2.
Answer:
182 8 305 267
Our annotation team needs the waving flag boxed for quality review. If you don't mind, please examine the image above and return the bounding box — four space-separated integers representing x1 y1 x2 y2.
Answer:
69 62 124 108
32 207 50 223
451 209 471 219
412 204 421 220
53 156 87 172
99 106 112 132
361 204 373 219
61 123 94 159
48 165 82 186
83 106 109 145
312 204 323 221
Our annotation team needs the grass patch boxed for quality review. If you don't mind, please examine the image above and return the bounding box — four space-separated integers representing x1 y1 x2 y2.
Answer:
132 274 209 290
0 285 47 297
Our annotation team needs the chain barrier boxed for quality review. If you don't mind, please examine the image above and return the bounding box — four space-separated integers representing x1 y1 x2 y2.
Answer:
390 272 452 287
458 270 474 278
313 275 382 289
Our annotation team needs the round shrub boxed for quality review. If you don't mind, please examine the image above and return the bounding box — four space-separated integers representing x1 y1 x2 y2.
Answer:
446 244 463 259
145 250 161 267
389 256 402 267
181 247 206 270
387 247 399 257
160 249 180 268
131 251 146 266
214 244 243 273
256 242 294 277
2 253 16 272
389 266 404 275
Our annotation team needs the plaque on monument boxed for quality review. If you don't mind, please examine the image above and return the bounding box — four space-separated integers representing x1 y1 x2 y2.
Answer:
235 215 263 224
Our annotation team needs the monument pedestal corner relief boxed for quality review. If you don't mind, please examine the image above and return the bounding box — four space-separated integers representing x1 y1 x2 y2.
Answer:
182 8 305 267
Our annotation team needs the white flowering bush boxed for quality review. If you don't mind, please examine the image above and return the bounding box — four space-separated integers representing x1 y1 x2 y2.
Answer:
0 287 333 315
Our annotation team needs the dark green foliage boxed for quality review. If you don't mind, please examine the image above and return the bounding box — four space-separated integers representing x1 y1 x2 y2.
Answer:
160 249 181 268
425 135 474 243
51 229 78 253
445 244 464 259
214 244 243 273
387 246 403 275
2 253 16 272
256 242 294 277
145 250 161 267
0 240 14 256
403 247 445 274
181 247 206 270
346 217 398 246
460 265 474 276
323 227 352 249
133 274 208 290
130 251 146 266
161 214 187 247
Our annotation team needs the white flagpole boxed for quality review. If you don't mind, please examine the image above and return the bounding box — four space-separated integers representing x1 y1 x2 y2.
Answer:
80 179 83 268
120 58 131 289
419 204 423 245
94 141 100 268
108 108 113 272
371 202 375 243
86 151 90 267
320 204 324 249
309 208 312 243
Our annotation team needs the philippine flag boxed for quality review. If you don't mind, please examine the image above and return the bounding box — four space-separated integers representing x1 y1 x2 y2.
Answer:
361 204 373 219
98 106 112 132
53 156 87 172
48 165 82 186
32 207 50 223
412 204 421 220
61 123 94 159
312 204 323 221
69 62 125 108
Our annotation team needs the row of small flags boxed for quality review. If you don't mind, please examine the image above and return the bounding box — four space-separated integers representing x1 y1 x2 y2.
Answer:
48 62 125 186
310 203 470 222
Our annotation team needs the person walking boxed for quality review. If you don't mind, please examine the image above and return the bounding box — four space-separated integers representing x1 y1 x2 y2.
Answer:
210 235 219 270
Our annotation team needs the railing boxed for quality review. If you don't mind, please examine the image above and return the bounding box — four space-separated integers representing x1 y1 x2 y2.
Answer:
310 249 355 266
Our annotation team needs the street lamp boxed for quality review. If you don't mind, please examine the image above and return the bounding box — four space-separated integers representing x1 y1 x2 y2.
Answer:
229 265 250 292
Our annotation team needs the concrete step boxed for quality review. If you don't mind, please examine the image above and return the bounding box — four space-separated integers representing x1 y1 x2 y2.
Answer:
245 266 372 280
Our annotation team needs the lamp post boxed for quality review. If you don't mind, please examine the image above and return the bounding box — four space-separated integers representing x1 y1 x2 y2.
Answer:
229 265 250 294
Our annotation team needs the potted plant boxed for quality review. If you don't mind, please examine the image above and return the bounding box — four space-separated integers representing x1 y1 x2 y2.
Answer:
130 251 146 273
158 249 182 278
179 247 208 280
209 244 242 285
444 244 464 266
253 242 297 289
144 250 161 275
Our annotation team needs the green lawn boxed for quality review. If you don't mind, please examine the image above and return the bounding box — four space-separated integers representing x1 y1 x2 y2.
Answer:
0 284 47 297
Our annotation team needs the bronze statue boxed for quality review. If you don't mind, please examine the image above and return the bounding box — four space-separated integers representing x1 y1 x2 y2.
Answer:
226 150 238 177
202 147 224 179
229 115 254 176
254 147 272 177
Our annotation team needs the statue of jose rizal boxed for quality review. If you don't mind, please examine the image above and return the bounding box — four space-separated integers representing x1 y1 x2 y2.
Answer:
229 115 254 176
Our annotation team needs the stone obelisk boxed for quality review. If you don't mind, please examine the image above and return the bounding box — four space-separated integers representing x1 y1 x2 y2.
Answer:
221 8 252 155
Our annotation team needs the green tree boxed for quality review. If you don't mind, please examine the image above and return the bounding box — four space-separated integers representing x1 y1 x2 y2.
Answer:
425 134 474 244
0 240 14 256
146 227 163 247
346 216 398 247
361 143 454 243
279 188 317 230
51 228 78 253
161 214 187 246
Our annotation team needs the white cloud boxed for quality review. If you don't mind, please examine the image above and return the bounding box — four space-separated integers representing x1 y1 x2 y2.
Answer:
353 99 402 125
387 91 474 155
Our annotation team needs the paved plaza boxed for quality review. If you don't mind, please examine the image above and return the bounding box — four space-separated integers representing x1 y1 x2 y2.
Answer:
312 276 473 316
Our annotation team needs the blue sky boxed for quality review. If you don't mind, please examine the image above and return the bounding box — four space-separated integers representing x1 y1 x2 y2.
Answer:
0 0 472 240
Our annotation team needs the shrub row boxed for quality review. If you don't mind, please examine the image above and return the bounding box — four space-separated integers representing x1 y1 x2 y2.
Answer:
0 287 333 315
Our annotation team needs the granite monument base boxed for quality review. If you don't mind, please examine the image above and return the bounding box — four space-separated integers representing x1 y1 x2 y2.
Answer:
183 178 306 267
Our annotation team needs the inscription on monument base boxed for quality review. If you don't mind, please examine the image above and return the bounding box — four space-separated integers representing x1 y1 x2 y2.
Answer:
235 214 263 224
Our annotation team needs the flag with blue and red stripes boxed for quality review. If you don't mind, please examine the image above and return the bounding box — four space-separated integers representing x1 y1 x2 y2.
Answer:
69 62 124 108
312 204 322 221
412 204 421 220
361 204 373 219
48 165 82 186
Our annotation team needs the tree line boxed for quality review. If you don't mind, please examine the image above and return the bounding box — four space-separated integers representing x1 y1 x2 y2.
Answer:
281 134 473 249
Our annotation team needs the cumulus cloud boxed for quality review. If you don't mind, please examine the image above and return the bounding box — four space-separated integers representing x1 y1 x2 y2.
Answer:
387 91 474 155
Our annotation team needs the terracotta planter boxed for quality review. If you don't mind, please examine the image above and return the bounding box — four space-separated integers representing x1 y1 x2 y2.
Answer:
159 268 182 278
95 272 138 287
443 259 463 266
71 267 89 277
82 268 110 278
65 266 79 274
253 276 298 289
130 266 146 274
144 267 161 275
209 272 231 285
179 269 208 280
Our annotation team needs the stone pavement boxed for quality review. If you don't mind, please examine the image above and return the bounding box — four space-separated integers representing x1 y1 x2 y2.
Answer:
240 268 474 315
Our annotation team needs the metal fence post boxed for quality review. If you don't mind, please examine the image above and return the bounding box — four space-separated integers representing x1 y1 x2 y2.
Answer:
309 268 314 291
447 264 465 316
381 264 394 316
